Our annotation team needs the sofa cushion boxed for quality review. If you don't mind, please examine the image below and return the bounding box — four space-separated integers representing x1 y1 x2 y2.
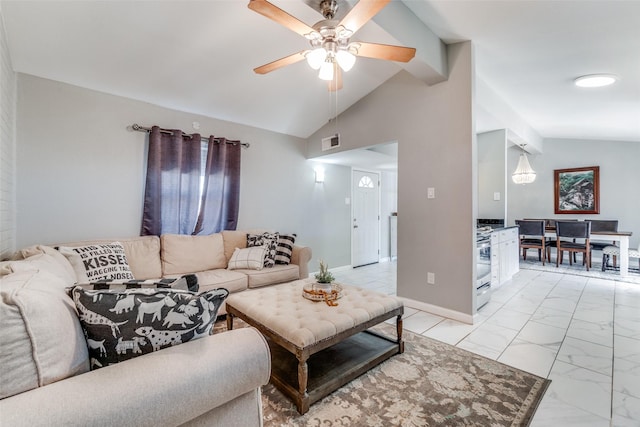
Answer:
58 242 136 283
221 229 270 263
221 230 248 262
0 270 90 399
69 287 229 369
247 232 279 268
1 250 76 284
56 237 163 280
169 268 249 293
227 247 266 271
275 233 297 265
161 233 226 276
241 264 300 289
167 269 248 294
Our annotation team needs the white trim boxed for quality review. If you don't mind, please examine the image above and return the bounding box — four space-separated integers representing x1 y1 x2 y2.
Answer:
329 264 353 272
398 297 475 325
309 264 353 277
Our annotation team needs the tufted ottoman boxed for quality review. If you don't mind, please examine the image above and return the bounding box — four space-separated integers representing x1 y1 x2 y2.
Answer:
225 278 404 414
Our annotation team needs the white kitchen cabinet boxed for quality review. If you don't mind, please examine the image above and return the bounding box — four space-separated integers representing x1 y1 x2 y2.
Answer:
491 227 519 287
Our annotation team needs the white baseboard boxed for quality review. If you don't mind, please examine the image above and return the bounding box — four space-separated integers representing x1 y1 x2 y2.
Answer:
398 297 475 325
309 264 353 276
330 264 354 272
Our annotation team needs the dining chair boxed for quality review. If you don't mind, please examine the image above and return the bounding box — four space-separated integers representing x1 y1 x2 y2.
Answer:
602 241 640 272
588 219 618 252
555 221 592 270
515 220 549 265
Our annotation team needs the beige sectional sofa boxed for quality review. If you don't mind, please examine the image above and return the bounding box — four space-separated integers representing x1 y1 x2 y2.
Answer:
0 230 312 426
57 229 312 313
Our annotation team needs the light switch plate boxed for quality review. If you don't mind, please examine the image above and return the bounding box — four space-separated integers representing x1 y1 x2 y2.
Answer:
427 187 435 199
494 192 501 201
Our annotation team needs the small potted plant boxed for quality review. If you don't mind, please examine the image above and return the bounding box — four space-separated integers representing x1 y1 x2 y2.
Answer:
314 260 335 293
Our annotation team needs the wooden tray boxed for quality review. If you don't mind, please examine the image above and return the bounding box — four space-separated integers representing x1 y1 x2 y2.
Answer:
302 282 344 303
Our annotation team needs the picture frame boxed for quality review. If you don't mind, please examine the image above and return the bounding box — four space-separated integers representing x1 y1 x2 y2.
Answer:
554 166 600 214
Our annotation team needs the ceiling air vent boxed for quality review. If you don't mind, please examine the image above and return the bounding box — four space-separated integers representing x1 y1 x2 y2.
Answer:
321 134 340 151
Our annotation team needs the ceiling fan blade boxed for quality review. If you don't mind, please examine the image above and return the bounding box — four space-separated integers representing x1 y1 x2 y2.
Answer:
338 0 390 34
355 42 416 63
248 0 316 37
328 65 343 92
254 51 306 74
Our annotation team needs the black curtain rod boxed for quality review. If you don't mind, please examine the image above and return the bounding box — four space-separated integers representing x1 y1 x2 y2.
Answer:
131 124 250 148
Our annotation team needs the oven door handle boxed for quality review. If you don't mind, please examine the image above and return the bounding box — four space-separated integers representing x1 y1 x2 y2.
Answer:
477 283 491 293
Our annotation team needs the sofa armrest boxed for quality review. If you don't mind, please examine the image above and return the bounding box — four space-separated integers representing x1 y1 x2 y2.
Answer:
290 245 312 279
0 328 270 427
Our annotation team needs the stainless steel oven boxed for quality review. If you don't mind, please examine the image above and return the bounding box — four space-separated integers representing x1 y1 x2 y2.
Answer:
476 227 493 311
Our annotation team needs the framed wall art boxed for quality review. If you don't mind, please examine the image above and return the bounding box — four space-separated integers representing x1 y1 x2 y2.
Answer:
554 166 600 214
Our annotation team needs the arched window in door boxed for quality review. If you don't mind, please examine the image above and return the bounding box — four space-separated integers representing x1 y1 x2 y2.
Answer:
358 176 374 188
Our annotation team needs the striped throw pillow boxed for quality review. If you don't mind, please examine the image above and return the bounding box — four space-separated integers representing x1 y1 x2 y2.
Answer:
275 233 297 265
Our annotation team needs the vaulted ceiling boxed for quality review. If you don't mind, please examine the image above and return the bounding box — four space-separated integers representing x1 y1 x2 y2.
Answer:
3 0 639 142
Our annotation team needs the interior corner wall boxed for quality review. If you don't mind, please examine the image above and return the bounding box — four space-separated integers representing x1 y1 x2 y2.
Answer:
15 74 351 271
507 138 640 249
0 9 17 259
307 41 476 316
477 129 507 219
380 170 398 259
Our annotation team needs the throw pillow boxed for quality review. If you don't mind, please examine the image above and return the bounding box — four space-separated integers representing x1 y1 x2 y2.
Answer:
58 242 135 283
275 233 297 265
227 247 266 270
69 286 229 369
247 232 279 268
1 270 90 399
69 274 199 293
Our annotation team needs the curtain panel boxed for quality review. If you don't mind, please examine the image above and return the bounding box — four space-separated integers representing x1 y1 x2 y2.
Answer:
141 126 241 236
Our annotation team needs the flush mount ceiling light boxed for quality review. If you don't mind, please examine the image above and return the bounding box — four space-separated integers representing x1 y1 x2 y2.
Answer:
512 144 536 185
574 74 618 88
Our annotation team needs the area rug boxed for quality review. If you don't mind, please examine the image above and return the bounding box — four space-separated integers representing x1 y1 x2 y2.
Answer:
519 254 640 285
218 321 550 426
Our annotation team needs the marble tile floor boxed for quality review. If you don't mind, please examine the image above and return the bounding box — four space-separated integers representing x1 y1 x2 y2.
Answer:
333 260 640 426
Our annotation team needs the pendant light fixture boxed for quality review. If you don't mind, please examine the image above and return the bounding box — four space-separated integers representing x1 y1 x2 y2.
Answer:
512 144 536 184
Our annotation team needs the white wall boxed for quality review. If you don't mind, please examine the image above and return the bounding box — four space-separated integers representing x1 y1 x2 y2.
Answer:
308 42 477 317
15 74 352 271
507 138 640 248
0 8 17 259
477 130 506 219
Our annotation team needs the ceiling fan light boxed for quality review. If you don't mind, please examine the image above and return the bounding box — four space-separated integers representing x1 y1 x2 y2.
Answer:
306 48 326 70
318 60 334 81
336 50 356 72
335 25 353 40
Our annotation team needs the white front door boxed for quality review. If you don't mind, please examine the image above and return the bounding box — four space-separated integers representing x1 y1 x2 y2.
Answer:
352 170 380 267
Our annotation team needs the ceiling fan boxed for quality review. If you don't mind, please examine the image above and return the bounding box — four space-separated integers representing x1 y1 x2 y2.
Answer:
248 0 416 91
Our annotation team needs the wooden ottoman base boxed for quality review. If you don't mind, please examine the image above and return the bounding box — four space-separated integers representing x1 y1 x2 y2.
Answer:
267 316 403 414
226 280 404 414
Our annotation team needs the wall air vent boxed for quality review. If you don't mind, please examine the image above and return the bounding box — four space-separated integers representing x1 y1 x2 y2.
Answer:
321 134 340 151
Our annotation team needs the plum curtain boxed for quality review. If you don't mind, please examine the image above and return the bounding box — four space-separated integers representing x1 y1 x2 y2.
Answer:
141 126 241 236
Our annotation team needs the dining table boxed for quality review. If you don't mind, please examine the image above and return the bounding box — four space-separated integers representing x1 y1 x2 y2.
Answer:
545 227 633 276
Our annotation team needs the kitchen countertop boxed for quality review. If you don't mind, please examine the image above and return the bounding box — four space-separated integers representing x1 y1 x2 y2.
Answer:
490 225 519 232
